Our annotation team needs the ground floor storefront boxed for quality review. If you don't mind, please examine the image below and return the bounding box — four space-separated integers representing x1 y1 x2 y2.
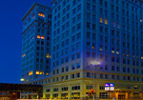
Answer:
43 79 143 100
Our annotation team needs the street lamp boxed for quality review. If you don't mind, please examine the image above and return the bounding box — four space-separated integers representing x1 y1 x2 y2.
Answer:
90 61 101 65
90 60 101 100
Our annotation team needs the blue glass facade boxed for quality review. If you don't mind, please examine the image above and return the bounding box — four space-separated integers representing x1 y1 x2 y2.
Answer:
21 0 143 99
51 0 143 82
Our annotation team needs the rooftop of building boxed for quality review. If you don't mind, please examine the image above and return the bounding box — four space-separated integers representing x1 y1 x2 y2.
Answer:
0 83 43 92
22 2 51 21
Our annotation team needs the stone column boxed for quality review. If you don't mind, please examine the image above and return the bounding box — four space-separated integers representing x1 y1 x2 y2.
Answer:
130 92 133 99
50 87 53 99
96 83 100 98
139 92 143 99
58 89 61 100
43 88 46 99
115 92 118 100
68 84 71 100
80 82 86 100
125 92 128 100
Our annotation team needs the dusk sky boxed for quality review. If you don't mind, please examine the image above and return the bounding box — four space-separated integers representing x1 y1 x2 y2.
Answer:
0 0 51 83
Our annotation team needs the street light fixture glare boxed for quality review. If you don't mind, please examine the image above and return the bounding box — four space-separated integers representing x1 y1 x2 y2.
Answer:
90 60 101 100
90 61 100 65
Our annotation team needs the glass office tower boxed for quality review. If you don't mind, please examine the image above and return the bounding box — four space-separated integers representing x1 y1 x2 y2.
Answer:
43 0 143 99
21 3 52 83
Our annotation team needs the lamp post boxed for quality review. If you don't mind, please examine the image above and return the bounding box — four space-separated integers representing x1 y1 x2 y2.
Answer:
90 61 100 100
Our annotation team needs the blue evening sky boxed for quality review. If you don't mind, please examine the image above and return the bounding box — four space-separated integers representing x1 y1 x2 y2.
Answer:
0 0 51 83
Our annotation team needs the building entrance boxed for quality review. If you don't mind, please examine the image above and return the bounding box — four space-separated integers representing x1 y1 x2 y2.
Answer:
118 94 125 99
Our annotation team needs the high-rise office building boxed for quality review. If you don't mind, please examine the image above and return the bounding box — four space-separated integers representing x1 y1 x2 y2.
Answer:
43 0 143 99
21 3 52 83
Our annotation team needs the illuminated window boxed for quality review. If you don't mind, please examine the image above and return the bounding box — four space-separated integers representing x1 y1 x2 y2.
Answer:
100 48 103 51
36 71 40 75
22 54 25 57
140 19 142 22
40 72 42 75
116 51 119 54
100 17 103 23
40 71 44 75
37 35 40 39
38 13 45 17
46 54 51 58
105 19 108 24
41 36 45 39
133 55 135 58
92 46 95 49
111 50 115 53
20 78 24 81
46 73 49 75
141 57 143 60
29 71 33 76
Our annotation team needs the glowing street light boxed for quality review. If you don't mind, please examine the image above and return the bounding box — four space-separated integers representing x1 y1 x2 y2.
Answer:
90 60 101 100
90 61 101 65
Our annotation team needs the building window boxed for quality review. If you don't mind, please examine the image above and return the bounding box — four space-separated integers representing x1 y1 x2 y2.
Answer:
72 64 76 70
112 75 115 79
72 86 80 90
77 52 80 58
62 87 68 91
123 76 126 80
100 92 108 99
41 35 45 39
77 73 80 78
87 22 90 28
65 66 69 72
86 72 90 77
37 35 40 39
86 85 93 89
53 88 58 92
100 74 103 78
105 19 108 24
53 94 58 98
38 12 45 17
71 74 75 79
28 71 33 76
61 76 64 81
72 54 75 60
62 68 64 73
77 63 80 68
65 75 68 80
117 75 120 80
46 89 50 92
61 93 68 99
71 92 80 99
100 86 105 90
112 66 115 71
100 17 103 23
105 74 108 79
